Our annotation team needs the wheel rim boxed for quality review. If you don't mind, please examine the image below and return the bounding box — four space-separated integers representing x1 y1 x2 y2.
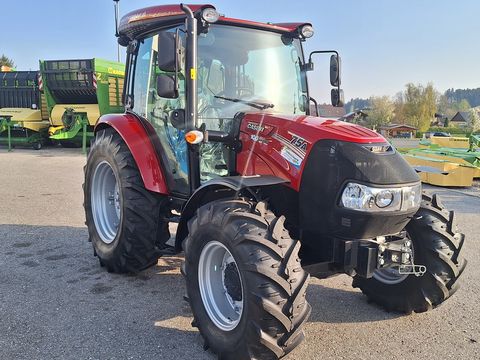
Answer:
91 161 121 244
198 241 244 331
373 238 414 285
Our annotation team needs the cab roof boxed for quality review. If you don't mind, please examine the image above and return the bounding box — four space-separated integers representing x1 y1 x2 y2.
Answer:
118 4 310 40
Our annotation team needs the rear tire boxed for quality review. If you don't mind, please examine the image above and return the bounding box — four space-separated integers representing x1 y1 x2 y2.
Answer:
83 128 170 273
184 199 311 359
32 142 42 150
353 193 467 313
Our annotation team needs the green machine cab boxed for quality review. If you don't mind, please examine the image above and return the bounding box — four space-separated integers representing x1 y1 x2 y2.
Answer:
40 58 125 152
0 70 50 150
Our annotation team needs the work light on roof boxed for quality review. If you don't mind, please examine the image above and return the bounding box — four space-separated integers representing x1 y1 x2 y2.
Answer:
300 25 314 38
202 8 220 23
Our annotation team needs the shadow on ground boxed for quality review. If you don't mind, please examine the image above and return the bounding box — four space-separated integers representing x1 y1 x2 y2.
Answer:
0 224 400 359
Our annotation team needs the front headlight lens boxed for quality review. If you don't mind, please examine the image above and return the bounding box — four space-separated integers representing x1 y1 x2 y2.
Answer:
300 25 314 38
375 190 394 208
340 182 421 212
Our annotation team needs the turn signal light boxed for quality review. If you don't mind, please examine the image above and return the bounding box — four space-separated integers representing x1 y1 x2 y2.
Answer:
185 130 204 144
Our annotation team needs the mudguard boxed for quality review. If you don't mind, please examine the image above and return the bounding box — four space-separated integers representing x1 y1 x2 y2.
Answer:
95 113 169 194
175 175 288 250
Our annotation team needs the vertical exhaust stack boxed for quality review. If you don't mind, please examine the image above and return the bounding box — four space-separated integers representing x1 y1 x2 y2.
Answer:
113 0 121 62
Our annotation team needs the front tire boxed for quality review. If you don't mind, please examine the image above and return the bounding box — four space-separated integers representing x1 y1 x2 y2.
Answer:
83 129 170 273
184 199 311 359
353 193 467 313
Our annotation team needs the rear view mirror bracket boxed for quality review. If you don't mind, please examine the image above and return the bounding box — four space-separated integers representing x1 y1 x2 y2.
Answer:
307 50 344 107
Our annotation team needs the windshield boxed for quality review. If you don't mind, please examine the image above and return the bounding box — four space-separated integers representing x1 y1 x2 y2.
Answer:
197 24 308 118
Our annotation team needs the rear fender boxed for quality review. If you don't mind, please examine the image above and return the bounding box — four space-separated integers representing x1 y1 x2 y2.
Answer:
95 113 169 194
175 175 288 250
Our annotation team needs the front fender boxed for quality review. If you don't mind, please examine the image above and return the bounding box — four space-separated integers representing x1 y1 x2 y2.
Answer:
95 113 169 194
175 175 288 250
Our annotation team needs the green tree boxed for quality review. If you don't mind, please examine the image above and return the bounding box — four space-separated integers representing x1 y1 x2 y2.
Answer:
468 108 480 132
0 54 15 68
403 83 438 132
393 92 406 124
367 96 395 130
437 95 470 123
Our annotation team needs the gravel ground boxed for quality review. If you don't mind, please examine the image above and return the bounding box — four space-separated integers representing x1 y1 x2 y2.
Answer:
0 147 479 360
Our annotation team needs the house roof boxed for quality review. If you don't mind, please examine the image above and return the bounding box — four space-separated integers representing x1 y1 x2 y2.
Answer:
379 124 417 130
451 111 469 122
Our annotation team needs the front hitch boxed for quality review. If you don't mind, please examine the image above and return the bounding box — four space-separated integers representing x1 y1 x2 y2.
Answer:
334 233 426 278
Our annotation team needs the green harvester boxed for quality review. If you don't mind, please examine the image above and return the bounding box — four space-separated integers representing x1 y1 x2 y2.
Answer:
0 70 50 150
40 58 124 152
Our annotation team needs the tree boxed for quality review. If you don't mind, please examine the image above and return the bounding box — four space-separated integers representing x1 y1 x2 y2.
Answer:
367 96 395 130
468 108 480 132
0 54 15 68
393 91 406 124
402 83 438 132
437 95 470 124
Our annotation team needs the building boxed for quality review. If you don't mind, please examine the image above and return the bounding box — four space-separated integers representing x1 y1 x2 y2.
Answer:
450 112 470 127
450 108 480 127
379 124 417 138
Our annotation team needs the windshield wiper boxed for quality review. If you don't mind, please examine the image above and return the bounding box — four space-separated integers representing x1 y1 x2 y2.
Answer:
214 95 274 110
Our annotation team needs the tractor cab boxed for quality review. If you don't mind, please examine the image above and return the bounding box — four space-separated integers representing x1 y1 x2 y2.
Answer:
118 4 341 196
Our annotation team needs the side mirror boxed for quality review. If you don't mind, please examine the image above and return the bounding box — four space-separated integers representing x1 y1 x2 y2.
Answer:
157 32 180 72
169 109 186 130
157 74 178 99
331 88 344 107
330 54 341 87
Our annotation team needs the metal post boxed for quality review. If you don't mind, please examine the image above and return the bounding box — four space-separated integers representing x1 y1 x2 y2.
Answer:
113 0 121 63
181 4 201 193
82 119 87 154
7 122 12 152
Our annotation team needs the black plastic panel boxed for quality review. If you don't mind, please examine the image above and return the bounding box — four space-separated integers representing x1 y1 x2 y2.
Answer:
299 140 420 239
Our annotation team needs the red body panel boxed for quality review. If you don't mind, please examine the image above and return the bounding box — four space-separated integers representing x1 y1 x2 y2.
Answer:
96 113 169 195
119 4 306 37
120 4 212 28
236 113 386 191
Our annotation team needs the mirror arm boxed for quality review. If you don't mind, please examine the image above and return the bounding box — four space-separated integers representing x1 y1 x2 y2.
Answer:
309 97 319 116
306 50 339 71
307 49 342 106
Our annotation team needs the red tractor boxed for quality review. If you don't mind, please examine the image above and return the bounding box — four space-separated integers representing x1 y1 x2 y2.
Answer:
84 4 466 359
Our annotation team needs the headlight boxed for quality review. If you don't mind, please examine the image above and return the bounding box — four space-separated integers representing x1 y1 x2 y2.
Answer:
340 182 421 212
201 8 220 23
300 25 314 38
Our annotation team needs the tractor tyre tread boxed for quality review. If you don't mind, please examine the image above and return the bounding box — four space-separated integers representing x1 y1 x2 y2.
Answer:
184 199 310 360
352 192 466 314
83 128 170 273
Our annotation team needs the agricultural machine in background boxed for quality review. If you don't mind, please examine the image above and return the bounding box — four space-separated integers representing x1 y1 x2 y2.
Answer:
40 58 124 152
403 134 480 186
0 70 50 150
84 4 466 359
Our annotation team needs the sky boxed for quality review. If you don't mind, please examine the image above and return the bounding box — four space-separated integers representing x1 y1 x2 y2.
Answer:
1 0 479 103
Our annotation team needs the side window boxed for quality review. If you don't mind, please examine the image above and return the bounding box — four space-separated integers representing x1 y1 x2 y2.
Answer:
206 60 225 95
131 28 189 195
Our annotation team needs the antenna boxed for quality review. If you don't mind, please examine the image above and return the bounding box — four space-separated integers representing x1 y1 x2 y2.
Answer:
113 0 120 62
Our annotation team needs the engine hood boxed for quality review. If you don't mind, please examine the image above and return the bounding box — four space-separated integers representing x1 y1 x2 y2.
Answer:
241 113 386 144
238 112 394 191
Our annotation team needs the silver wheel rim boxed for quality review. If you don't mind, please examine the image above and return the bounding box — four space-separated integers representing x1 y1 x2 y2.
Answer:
198 241 244 331
91 161 121 244
373 238 414 285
